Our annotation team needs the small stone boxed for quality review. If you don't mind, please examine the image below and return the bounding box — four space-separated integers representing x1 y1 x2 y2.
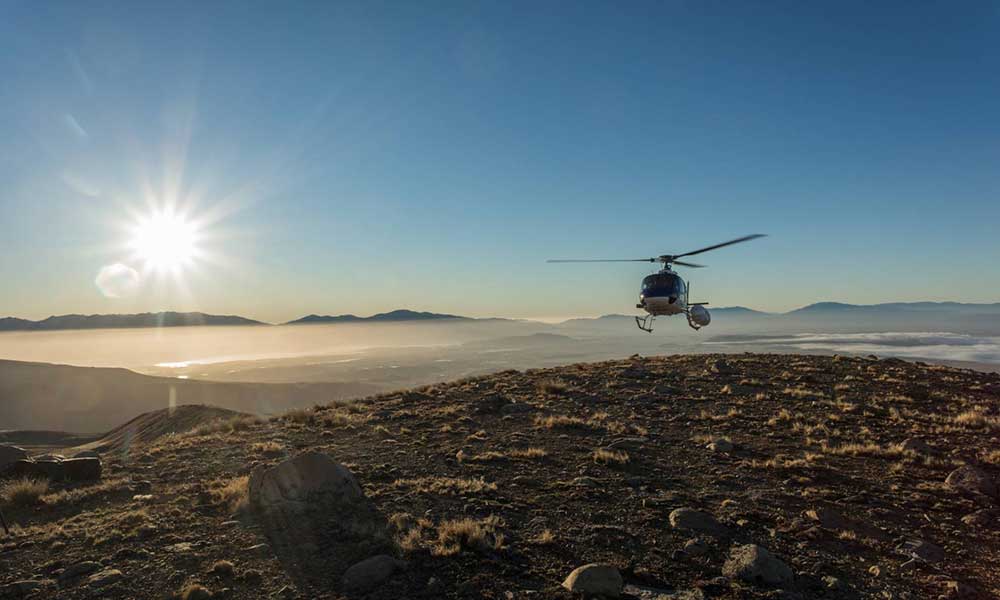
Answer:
707 438 733 453
899 438 930 454
342 554 404 592
945 465 998 497
722 544 793 586
683 538 709 556
822 575 846 591
898 539 945 564
562 564 623 598
944 580 978 599
87 569 123 589
59 561 101 582
245 543 270 557
961 509 997 528
669 508 728 537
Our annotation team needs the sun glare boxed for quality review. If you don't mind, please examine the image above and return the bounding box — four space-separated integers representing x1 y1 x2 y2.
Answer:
130 211 198 271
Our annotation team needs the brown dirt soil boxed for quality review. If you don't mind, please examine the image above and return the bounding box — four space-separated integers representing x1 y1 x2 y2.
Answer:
2 353 999 599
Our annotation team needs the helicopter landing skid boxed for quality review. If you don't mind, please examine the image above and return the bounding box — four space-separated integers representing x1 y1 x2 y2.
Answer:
635 314 654 333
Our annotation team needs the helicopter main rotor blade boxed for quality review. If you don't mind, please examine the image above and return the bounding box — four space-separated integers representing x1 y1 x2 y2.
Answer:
672 260 705 268
670 233 767 259
546 258 655 263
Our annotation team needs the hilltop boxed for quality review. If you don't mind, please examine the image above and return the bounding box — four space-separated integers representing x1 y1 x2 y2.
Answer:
1 354 999 599
285 310 469 325
0 312 263 332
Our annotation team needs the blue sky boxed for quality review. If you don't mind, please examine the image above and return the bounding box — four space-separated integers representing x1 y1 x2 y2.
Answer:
1 1 998 322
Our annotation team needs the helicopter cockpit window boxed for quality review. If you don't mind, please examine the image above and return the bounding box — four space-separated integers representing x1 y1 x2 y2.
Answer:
642 274 684 296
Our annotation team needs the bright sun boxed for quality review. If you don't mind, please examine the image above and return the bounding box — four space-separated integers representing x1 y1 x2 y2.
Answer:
129 211 198 271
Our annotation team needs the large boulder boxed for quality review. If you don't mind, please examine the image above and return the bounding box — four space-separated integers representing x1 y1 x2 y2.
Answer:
249 452 364 514
248 453 394 593
562 563 623 598
722 544 794 586
63 457 102 482
0 445 28 472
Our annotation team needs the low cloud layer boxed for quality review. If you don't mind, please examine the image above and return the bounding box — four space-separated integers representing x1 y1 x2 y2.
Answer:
710 331 1000 364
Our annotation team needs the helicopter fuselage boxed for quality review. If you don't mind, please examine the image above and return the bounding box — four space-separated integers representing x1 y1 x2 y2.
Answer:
638 269 687 316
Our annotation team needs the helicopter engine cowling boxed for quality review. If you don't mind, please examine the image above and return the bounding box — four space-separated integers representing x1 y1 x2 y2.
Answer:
689 305 711 328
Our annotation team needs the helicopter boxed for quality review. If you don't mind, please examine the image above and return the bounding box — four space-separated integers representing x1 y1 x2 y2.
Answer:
547 234 766 332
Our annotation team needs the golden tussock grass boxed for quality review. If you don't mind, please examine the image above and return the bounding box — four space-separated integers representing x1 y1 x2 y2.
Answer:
392 476 496 496
953 409 1000 430
508 447 548 459
191 415 263 437
210 475 249 513
593 448 630 465
1 478 49 507
432 515 505 556
530 529 556 545
40 477 130 507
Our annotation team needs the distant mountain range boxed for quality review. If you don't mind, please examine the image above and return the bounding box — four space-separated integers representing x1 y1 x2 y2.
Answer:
2 302 998 332
0 312 263 332
285 309 468 325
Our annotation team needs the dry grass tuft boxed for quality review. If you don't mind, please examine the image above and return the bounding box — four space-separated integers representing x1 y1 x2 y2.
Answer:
539 379 569 396
953 409 1000 431
530 529 556 545
251 441 284 455
392 477 497 496
210 475 249 513
190 415 263 437
1 478 49 507
432 515 505 556
593 448 630 465
509 447 548 459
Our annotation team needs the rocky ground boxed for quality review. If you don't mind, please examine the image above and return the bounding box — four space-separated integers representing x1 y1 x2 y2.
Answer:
2 353 999 599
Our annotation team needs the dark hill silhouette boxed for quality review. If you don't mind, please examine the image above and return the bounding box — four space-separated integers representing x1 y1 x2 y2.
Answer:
286 309 468 325
0 311 263 332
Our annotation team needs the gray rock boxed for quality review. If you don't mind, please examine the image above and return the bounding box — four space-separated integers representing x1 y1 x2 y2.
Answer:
898 539 945 564
341 554 404 592
87 569 123 588
562 563 623 598
669 508 728 537
683 538 709 556
707 438 733 453
961 509 997 528
722 544 794 586
73 450 101 459
62 457 102 482
59 561 101 582
249 452 364 514
0 445 28 471
606 437 648 451
32 454 65 462
2 579 54 596
946 465 998 497
899 437 930 454
945 580 978 599
248 453 392 589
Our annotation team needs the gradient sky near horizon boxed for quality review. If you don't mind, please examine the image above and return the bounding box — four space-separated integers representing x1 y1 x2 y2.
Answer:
2 1 999 323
